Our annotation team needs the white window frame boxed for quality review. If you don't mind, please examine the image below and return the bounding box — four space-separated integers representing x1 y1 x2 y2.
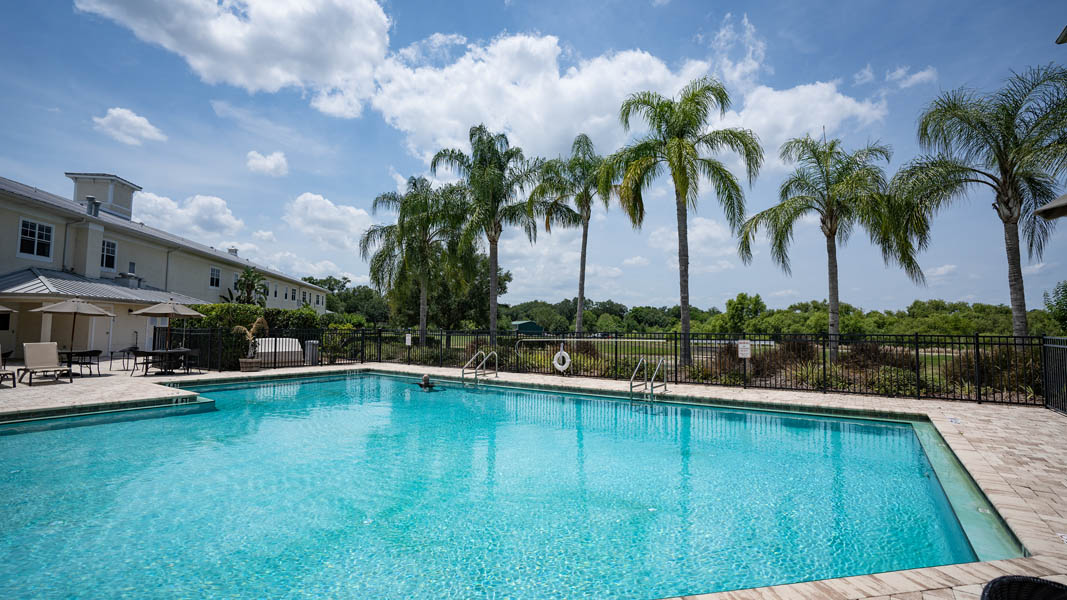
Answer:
100 239 117 272
16 217 55 262
302 290 307 304
128 261 136 274
209 266 221 288
292 288 297 303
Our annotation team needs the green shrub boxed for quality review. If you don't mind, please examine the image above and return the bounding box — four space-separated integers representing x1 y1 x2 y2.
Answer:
943 345 1043 395
868 366 922 397
842 341 911 369
797 360 850 390
183 303 264 330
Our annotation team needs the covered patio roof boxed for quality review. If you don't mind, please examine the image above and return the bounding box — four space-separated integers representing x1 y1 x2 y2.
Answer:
0 268 208 306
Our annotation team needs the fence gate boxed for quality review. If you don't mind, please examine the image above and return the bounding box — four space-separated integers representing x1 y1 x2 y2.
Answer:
1045 337 1067 414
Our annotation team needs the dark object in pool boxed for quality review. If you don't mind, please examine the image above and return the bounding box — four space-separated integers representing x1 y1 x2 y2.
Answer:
982 576 1067 600
417 374 435 391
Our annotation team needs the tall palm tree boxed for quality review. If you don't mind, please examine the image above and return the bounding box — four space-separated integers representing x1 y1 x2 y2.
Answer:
431 124 541 341
528 133 610 333
738 136 926 358
895 65 1067 336
360 177 469 345
602 77 763 365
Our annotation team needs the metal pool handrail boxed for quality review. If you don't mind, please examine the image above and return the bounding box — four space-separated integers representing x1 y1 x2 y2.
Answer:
649 358 668 401
474 351 498 385
629 357 647 400
462 351 485 384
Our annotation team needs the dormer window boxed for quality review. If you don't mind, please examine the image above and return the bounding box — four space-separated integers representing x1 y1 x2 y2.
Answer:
100 239 117 271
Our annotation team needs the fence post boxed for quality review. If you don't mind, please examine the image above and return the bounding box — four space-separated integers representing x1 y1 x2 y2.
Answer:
674 333 679 384
217 329 223 371
613 334 618 379
914 333 921 400
821 335 828 393
377 329 382 362
974 333 982 403
439 332 444 368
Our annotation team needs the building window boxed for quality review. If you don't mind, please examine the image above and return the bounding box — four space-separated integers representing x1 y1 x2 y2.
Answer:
284 288 288 300
315 294 320 306
209 267 221 288
233 273 239 288
18 218 53 260
302 291 307 304
100 239 117 271
274 284 278 298
0 313 10 331
291 288 296 303
128 261 136 274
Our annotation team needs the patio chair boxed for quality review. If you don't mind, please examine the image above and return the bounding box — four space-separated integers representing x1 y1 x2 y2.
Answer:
18 342 73 385
74 350 103 376
183 348 203 374
109 345 138 371
129 350 154 376
0 344 14 388
982 575 1067 600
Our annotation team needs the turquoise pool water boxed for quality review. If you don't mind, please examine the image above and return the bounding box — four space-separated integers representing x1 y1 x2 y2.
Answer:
1 374 980 599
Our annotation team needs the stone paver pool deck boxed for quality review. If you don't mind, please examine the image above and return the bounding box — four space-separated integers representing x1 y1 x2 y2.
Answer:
2 361 1065 599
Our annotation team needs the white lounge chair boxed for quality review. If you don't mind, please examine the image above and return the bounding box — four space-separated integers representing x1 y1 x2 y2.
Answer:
18 342 73 385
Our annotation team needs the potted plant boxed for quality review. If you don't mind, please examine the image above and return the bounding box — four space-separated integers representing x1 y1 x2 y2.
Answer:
233 317 269 372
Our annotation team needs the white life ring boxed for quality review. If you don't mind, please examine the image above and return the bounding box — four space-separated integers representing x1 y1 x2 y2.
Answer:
553 347 571 372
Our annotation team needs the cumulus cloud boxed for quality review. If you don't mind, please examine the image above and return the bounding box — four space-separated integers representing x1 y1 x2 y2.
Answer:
75 0 390 118
246 150 289 176
648 216 740 274
853 64 874 86
133 191 244 240
92 107 167 145
372 33 710 161
1022 262 1051 275
711 13 768 90
623 256 650 266
252 230 277 243
769 289 798 297
926 264 957 283
283 192 374 252
886 65 937 88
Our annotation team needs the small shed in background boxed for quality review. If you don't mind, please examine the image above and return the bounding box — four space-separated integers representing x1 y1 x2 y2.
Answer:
512 320 544 335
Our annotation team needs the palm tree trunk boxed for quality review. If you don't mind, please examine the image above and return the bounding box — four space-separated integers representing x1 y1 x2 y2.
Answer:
488 234 499 345
418 275 428 346
826 232 840 361
1002 218 1029 336
575 217 589 334
675 189 692 367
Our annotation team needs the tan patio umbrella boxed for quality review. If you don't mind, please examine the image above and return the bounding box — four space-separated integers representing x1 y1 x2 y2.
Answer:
1035 193 1067 221
31 298 116 351
131 300 205 349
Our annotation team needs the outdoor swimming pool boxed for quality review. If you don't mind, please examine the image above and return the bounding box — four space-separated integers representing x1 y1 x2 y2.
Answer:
0 373 1022 599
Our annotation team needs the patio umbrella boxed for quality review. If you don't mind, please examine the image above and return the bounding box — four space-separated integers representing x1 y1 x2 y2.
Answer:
30 298 115 351
1035 193 1067 220
131 300 204 349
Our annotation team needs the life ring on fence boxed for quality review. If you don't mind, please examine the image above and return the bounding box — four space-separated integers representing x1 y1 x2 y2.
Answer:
553 345 571 372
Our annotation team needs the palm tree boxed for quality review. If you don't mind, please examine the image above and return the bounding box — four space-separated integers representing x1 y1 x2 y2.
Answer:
431 124 541 341
602 77 763 365
231 267 268 306
738 136 925 358
360 177 469 345
895 65 1067 336
528 133 610 333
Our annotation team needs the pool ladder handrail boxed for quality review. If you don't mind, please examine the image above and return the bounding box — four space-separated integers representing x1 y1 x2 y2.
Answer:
462 350 498 385
629 357 667 401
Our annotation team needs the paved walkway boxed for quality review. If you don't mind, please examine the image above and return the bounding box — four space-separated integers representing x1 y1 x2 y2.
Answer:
3 362 1066 599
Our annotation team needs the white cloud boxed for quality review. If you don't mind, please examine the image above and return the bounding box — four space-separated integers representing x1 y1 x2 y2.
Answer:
886 65 937 88
711 13 768 90
623 256 650 266
649 216 740 274
769 289 798 297
372 33 710 161
1023 262 1050 275
133 191 244 240
75 0 390 118
283 192 374 252
396 33 467 65
926 264 957 283
92 107 166 145
853 64 874 86
246 151 289 176
252 230 277 243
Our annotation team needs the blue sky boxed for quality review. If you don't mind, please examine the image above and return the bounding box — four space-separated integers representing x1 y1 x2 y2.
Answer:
0 0 1063 312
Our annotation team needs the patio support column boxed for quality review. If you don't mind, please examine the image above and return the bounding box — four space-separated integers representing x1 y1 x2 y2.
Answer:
39 304 52 343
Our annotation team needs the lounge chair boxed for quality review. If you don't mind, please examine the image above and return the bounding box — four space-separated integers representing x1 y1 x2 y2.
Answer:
0 344 14 388
18 342 73 385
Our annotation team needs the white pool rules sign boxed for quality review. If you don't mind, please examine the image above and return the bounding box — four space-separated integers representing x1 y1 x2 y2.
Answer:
737 340 752 359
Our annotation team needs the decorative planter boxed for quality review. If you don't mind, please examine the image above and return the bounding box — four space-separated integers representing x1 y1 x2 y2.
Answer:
238 357 261 372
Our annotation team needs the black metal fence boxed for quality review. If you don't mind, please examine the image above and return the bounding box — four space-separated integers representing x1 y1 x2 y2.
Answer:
156 327 1063 407
1045 337 1067 414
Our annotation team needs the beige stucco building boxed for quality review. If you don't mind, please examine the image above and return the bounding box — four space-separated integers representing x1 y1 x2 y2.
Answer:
0 173 328 358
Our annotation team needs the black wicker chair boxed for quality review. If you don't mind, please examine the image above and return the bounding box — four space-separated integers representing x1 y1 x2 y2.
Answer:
982 576 1067 600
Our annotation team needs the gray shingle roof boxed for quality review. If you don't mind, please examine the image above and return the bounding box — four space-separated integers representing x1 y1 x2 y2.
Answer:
0 268 209 305
0 175 328 293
